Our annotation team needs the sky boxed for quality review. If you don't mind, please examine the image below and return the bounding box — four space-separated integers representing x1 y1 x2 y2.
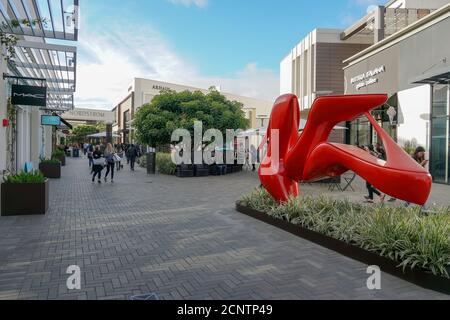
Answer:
75 0 385 110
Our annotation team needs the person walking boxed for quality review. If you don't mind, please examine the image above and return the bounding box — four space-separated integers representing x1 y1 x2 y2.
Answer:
115 144 124 171
405 146 429 208
127 144 138 171
250 145 258 172
92 146 104 183
104 143 116 183
363 145 386 204
87 144 94 169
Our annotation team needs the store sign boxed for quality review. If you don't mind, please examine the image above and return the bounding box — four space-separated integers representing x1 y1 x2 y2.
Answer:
41 115 61 126
350 66 386 91
62 108 114 123
11 85 47 107
152 85 171 91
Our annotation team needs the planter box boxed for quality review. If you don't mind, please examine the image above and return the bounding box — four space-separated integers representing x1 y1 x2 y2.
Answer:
194 165 209 177
176 165 194 178
39 163 61 179
55 155 66 166
1 180 49 216
236 201 450 295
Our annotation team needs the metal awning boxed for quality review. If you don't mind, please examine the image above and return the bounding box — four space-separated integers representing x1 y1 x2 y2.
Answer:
8 40 77 112
411 66 450 85
2 1 79 113
0 0 79 41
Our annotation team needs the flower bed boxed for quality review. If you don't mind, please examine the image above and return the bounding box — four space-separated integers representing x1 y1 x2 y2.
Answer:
237 188 450 294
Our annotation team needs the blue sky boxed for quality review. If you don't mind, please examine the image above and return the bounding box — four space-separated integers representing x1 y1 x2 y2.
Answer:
76 0 385 109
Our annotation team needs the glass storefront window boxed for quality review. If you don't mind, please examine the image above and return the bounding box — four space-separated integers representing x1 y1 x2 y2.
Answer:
348 103 398 148
430 84 450 184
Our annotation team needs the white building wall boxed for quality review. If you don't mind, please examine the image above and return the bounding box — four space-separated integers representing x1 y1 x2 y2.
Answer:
397 84 431 152
280 54 293 95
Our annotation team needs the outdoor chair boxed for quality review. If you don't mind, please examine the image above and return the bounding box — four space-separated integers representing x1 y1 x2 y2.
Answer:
342 172 357 192
328 176 343 192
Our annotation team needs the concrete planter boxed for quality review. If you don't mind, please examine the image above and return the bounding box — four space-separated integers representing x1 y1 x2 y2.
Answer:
39 162 61 179
1 180 49 216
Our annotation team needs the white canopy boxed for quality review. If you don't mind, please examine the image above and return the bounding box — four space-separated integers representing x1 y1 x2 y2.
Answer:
87 132 121 138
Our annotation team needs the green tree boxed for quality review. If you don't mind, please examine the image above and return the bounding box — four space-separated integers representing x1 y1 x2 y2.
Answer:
134 89 249 148
69 125 99 145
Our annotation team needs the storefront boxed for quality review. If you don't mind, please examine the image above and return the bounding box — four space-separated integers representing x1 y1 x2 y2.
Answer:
344 4 450 184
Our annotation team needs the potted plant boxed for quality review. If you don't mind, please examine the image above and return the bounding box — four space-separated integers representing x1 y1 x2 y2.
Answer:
1 171 49 216
39 158 61 179
52 149 66 166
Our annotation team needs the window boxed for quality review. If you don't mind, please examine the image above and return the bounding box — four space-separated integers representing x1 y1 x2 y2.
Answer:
430 84 450 184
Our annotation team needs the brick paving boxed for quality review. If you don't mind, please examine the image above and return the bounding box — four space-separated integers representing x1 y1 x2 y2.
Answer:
0 157 448 300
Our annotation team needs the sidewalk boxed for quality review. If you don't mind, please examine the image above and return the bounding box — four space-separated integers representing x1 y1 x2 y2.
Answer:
0 157 448 300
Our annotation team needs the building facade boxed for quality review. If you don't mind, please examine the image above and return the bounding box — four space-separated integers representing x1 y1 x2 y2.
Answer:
280 0 450 184
112 78 273 144
344 3 450 184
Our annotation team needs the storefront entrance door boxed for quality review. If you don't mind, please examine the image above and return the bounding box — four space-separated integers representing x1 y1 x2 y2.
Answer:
430 84 450 184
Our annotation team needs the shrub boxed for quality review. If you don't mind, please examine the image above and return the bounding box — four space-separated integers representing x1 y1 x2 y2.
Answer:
156 153 177 175
40 158 61 165
240 188 450 278
137 156 147 168
52 149 65 160
3 171 45 184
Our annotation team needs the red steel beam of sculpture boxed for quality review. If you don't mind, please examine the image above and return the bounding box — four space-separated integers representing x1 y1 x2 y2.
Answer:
259 94 432 205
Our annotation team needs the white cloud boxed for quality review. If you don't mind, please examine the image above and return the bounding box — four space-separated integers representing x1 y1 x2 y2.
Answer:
167 0 209 8
75 23 278 110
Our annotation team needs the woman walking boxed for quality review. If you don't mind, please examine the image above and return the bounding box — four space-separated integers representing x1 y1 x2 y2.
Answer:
115 144 124 171
405 147 429 208
92 146 104 184
104 143 116 183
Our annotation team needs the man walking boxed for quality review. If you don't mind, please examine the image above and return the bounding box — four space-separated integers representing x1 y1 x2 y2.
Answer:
127 144 139 171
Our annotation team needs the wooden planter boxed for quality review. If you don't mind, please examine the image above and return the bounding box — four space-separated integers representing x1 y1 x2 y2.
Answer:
236 201 450 295
1 180 49 216
39 162 61 179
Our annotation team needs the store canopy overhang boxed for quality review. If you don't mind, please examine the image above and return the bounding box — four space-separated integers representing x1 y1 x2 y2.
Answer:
2 0 79 113
0 0 79 41
7 40 77 112
411 66 450 85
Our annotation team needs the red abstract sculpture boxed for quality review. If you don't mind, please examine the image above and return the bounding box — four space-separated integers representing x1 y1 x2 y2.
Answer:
259 94 432 205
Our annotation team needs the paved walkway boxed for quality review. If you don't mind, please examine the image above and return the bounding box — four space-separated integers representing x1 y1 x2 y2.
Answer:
0 157 448 300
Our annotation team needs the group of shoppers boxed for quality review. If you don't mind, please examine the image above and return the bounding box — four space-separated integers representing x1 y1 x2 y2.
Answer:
87 142 143 183
360 143 428 205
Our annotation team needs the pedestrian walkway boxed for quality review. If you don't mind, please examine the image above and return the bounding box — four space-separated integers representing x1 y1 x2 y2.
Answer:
0 158 448 300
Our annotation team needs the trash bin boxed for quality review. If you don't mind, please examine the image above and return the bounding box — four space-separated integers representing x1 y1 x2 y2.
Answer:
72 149 80 158
146 152 156 174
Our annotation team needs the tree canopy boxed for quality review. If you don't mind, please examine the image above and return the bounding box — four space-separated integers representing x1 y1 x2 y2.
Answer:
134 89 250 148
68 125 99 145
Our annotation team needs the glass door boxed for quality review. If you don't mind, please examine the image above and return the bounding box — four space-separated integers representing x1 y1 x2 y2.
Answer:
431 84 450 184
